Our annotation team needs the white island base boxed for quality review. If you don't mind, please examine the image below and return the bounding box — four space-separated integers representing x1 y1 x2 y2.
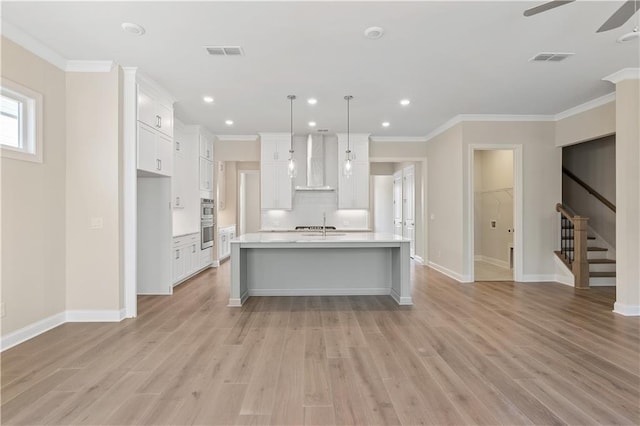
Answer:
229 233 412 306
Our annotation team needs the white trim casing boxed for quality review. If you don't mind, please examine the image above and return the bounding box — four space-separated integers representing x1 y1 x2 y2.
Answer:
0 78 43 163
66 309 126 322
369 136 429 143
554 92 616 121
613 302 640 316
413 255 424 265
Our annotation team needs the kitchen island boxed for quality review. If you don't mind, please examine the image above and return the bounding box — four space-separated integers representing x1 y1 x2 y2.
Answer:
229 232 412 306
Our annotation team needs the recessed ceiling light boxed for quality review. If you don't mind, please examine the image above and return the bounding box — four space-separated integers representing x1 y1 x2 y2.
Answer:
225 120 234 125
364 26 384 40
121 22 145 36
203 96 214 103
400 99 411 106
308 121 316 127
307 98 317 105
382 122 390 127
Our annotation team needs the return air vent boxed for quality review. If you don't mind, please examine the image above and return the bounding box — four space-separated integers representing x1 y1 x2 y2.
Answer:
204 46 244 56
530 52 574 62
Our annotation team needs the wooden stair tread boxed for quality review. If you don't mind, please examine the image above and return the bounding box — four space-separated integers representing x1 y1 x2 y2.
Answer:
590 271 616 278
588 258 616 264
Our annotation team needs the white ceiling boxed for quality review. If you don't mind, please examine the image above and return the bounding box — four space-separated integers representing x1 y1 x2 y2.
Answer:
2 1 638 137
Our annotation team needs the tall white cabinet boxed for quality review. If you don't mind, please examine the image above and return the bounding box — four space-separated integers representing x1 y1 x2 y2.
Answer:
260 133 292 210
393 165 416 257
337 133 370 209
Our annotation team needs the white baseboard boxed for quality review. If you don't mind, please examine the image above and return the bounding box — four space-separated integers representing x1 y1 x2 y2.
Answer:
413 255 424 265
475 255 509 269
66 309 126 322
211 260 220 267
247 288 391 297
554 274 574 287
1 308 127 352
390 288 413 305
428 261 472 283
0 312 66 352
613 302 640 316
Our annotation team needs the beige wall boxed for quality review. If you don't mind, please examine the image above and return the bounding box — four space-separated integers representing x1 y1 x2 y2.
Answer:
215 139 260 162
370 141 428 159
613 79 640 314
1 37 67 334
426 124 464 274
555 102 615 147
370 162 395 175
65 68 122 311
218 161 237 228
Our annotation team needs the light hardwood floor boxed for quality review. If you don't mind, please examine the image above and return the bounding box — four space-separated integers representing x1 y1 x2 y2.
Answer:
2 261 639 425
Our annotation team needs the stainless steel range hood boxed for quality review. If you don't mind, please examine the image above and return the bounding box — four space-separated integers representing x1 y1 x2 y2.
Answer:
295 133 335 191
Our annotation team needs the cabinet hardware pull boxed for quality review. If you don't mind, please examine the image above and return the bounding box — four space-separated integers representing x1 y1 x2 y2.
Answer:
156 159 160 170
176 141 180 151
192 245 196 253
176 197 180 205
158 159 162 170
159 116 162 128
176 249 180 259
206 149 210 158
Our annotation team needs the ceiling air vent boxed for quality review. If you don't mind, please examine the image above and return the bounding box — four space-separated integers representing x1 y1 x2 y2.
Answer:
204 46 244 56
530 52 574 62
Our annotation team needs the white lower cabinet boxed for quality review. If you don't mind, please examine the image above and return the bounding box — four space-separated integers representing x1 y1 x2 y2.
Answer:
172 233 205 286
218 225 236 261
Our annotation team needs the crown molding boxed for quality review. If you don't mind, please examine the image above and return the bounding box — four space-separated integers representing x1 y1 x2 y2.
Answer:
424 115 464 141
66 60 114 73
217 134 259 142
603 68 640 84
458 114 555 122
554 92 615 121
369 136 428 143
1 19 67 70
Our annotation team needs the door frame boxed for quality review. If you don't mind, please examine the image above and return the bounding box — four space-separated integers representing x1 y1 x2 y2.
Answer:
467 144 523 282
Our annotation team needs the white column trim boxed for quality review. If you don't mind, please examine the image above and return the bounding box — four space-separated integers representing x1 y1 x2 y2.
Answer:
603 68 640 84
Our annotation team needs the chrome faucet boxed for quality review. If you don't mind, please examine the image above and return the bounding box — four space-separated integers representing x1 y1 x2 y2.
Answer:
322 212 327 238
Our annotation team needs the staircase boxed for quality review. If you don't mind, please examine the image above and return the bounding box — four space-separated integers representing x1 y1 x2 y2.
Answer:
556 205 616 288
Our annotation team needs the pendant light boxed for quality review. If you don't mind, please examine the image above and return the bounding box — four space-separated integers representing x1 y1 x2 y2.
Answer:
287 95 297 179
343 95 353 178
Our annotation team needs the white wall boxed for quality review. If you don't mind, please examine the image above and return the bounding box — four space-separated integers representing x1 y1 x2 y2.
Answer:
65 68 123 311
1 37 67 335
562 135 616 246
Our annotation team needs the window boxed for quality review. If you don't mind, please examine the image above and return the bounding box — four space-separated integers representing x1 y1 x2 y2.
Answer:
1 79 43 163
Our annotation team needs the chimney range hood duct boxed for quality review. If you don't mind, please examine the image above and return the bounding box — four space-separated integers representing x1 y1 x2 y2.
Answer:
295 134 335 191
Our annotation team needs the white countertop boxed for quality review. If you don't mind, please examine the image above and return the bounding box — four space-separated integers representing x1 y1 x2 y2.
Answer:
259 228 372 233
232 232 408 244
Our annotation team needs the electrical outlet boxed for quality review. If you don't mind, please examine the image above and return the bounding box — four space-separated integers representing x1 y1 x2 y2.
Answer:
1 301 5 318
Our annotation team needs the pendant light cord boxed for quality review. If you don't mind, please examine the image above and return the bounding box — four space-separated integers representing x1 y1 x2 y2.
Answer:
288 95 296 153
345 95 353 153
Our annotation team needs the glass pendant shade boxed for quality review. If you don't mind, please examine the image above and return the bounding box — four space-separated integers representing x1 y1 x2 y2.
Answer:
288 155 297 178
343 153 352 178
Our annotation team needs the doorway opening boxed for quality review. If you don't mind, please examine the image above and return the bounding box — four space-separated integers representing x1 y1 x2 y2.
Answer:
472 149 515 281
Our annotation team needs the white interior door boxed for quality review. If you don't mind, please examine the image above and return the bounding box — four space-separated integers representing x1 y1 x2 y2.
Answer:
403 166 415 257
393 171 403 236
373 176 394 234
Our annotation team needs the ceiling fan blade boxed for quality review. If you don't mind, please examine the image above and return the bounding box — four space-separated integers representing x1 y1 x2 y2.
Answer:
524 0 575 17
597 0 640 32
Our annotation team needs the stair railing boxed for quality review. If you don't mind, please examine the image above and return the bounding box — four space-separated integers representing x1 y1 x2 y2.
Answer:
556 203 589 289
562 167 616 212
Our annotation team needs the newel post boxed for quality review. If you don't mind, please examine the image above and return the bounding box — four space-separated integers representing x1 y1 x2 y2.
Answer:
572 217 590 289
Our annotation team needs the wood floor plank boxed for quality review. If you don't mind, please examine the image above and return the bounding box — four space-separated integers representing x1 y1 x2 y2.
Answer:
2 261 638 426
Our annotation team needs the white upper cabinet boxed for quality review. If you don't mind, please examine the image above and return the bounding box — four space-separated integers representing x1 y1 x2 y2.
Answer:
199 133 214 160
337 133 370 209
259 133 292 210
199 157 214 192
137 85 174 138
137 122 173 176
260 133 291 162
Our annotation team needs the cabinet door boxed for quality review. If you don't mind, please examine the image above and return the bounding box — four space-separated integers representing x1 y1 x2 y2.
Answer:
260 162 278 209
402 166 415 257
156 102 173 138
137 123 158 173
173 247 185 284
393 171 403 236
156 134 173 177
218 161 226 210
137 87 156 129
351 138 369 162
353 163 370 209
200 158 213 191
200 134 213 160
275 163 292 209
261 137 289 162
185 242 197 275
338 173 355 209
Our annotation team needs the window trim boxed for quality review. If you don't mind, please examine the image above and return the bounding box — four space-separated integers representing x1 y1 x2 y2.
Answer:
1 78 43 163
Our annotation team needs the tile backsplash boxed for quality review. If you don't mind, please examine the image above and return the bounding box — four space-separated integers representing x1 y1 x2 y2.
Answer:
261 191 369 230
